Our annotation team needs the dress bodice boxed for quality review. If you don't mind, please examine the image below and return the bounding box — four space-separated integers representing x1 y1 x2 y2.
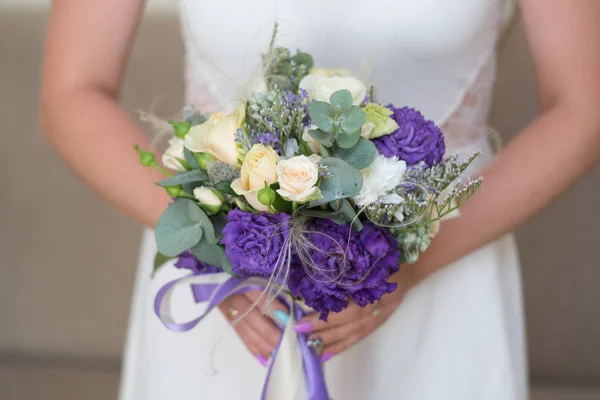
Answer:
180 0 511 155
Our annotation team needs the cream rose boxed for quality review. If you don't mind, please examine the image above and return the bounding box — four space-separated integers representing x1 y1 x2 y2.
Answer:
162 137 186 171
230 144 279 211
184 104 245 167
276 155 322 203
299 68 367 106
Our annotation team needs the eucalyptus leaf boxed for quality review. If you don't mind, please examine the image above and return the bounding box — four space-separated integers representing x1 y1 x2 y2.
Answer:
332 137 377 169
157 169 208 187
152 252 173 277
308 189 336 207
297 208 347 225
291 52 313 69
155 199 204 257
190 238 225 266
308 101 335 133
318 158 363 199
181 181 202 196
210 214 227 237
187 200 216 244
220 256 235 276
340 105 366 134
213 180 236 195
332 199 363 231
335 129 361 149
308 128 333 147
184 147 199 170
318 143 330 158
329 89 353 112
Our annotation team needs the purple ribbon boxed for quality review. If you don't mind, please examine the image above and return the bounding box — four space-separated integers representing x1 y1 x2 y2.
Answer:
154 273 330 400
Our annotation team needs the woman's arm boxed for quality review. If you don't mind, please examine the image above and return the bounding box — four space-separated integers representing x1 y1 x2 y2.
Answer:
40 0 170 228
410 0 600 281
299 0 600 357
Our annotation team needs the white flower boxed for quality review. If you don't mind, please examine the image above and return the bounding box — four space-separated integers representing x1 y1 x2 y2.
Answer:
193 186 222 207
162 137 186 171
193 186 222 214
352 154 407 207
184 104 245 167
276 155 321 203
299 68 366 105
230 144 279 211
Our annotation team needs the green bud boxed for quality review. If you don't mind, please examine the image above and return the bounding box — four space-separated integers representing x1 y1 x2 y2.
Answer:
195 152 215 170
257 183 277 207
165 186 181 197
234 197 249 211
134 145 156 167
168 120 192 138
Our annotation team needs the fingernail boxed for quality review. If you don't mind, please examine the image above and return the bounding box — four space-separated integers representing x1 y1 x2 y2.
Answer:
273 310 290 325
321 352 334 362
256 354 268 367
294 322 314 333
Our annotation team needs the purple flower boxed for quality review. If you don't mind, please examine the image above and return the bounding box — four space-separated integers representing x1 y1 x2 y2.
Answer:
174 251 221 275
287 219 400 320
220 209 291 278
256 132 281 152
373 106 445 166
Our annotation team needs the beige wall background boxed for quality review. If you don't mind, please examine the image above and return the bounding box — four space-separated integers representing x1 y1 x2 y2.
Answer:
0 4 599 397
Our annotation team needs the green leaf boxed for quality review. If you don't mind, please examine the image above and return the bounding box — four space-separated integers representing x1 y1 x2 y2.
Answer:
186 200 216 244
332 137 377 169
273 191 293 213
308 189 337 207
220 256 235 276
340 105 366 134
308 101 335 133
269 75 293 91
335 129 361 149
157 169 208 187
210 214 227 237
318 143 330 158
190 238 225 265
184 147 199 170
213 180 236 195
308 128 333 147
329 89 353 112
155 199 204 257
332 199 363 231
297 208 347 225
152 252 173 277
318 158 363 199
291 52 313 69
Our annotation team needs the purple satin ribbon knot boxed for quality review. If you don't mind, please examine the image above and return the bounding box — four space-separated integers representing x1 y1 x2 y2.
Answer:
154 273 330 400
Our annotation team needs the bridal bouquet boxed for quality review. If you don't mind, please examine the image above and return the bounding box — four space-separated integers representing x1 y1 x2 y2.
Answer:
136 33 482 399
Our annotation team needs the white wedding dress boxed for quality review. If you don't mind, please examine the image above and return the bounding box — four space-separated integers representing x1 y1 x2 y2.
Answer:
119 0 528 399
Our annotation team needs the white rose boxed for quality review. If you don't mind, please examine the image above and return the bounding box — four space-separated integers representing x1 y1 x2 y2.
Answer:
162 137 186 171
230 144 279 211
299 68 367 105
184 104 245 167
193 186 222 214
276 155 321 203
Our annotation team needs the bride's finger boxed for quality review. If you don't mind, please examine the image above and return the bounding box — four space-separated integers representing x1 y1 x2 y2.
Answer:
307 317 373 346
296 304 362 333
229 294 283 350
321 321 374 357
244 290 289 319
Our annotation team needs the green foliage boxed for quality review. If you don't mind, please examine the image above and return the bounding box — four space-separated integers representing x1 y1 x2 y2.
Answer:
335 128 361 149
152 252 173 277
308 128 333 146
329 89 353 112
155 199 208 257
190 238 225 265
258 183 277 207
308 101 335 133
339 105 366 134
157 169 208 187
183 147 199 170
213 180 236 195
311 158 362 206
332 137 376 169
220 256 235 276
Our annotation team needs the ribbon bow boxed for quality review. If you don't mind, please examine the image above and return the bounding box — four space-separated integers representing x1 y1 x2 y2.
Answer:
154 273 330 400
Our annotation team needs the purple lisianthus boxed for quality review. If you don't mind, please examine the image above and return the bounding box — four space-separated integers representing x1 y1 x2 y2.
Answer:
174 251 221 275
373 106 445 166
220 209 291 278
287 219 400 321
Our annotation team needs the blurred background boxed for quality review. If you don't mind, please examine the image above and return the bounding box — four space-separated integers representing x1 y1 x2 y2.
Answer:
1 1 599 399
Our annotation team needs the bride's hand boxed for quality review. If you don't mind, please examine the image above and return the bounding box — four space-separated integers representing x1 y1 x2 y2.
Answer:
296 267 418 360
218 291 289 365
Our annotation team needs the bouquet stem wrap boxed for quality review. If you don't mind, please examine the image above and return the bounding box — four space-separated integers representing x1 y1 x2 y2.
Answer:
154 273 329 400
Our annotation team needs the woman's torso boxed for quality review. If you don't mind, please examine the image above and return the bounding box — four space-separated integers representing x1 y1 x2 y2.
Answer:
180 0 510 161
